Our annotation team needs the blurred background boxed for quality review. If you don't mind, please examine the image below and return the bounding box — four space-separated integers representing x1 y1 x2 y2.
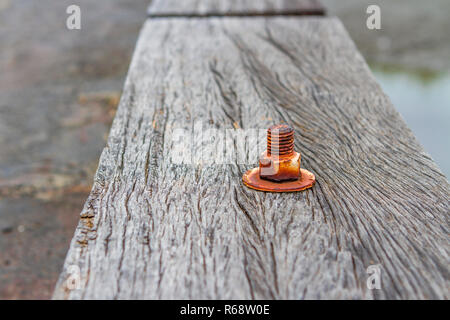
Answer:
0 0 448 299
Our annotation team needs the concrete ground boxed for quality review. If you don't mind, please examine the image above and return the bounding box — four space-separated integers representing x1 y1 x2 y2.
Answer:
322 0 450 73
0 0 448 299
0 0 149 299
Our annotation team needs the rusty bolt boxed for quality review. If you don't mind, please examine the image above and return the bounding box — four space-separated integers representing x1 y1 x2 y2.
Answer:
260 124 300 182
242 124 315 192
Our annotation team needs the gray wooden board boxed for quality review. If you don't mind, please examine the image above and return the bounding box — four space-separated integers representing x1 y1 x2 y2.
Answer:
53 17 449 299
148 0 325 17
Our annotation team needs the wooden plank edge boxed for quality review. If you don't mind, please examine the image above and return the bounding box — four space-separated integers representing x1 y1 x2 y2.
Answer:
147 9 326 18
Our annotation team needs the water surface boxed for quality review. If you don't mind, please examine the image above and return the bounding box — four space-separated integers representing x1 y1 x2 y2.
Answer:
371 67 450 178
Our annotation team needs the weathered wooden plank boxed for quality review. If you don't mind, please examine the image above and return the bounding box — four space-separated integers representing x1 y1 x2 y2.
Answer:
53 17 449 300
148 0 325 17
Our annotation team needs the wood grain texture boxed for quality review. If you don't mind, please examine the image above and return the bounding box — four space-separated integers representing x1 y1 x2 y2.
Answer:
148 0 325 17
53 17 450 300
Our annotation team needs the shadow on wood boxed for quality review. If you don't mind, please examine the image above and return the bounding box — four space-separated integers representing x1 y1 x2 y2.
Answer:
148 0 326 17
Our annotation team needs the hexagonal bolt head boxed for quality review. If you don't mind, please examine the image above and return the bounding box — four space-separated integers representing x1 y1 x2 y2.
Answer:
259 150 301 182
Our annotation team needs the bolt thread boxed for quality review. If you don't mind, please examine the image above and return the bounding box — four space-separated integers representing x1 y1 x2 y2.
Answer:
267 124 294 156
